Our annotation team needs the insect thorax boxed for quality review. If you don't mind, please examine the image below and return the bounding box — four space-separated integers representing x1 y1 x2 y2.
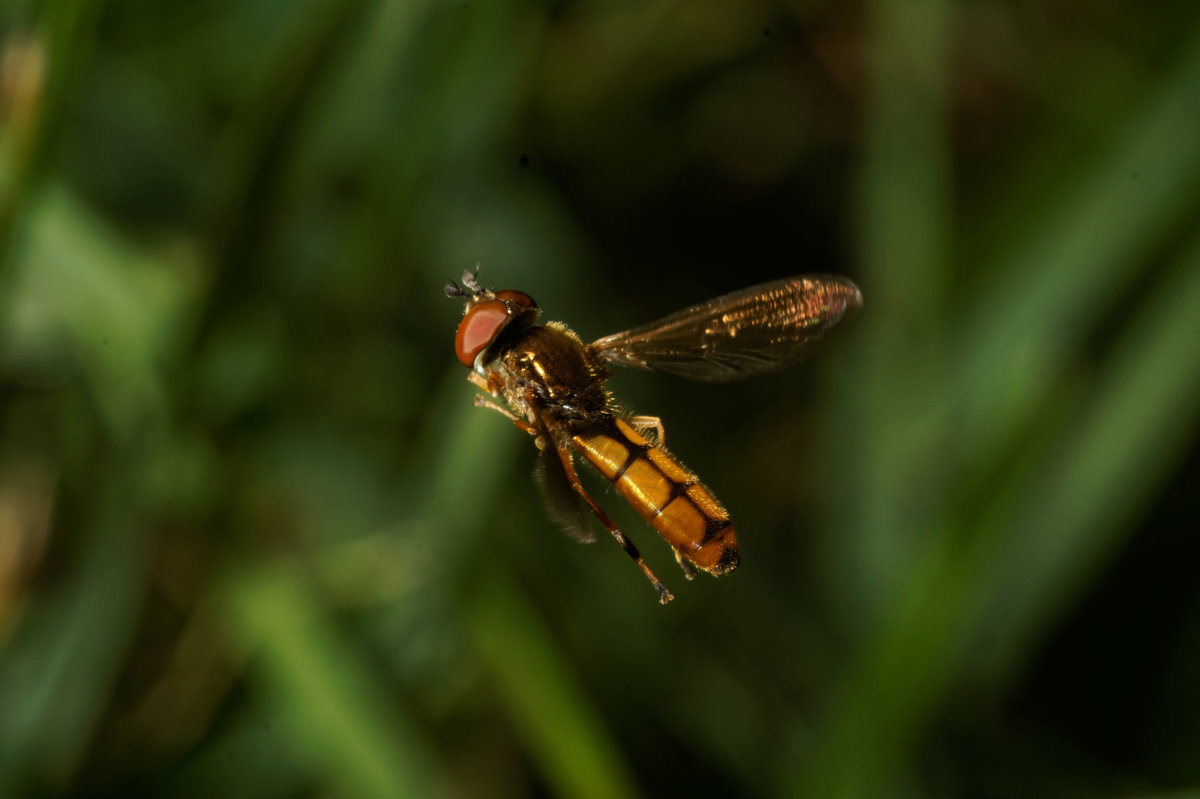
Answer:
500 323 611 422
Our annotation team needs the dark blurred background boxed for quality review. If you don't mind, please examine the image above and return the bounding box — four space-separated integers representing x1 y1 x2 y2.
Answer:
2 1 1200 797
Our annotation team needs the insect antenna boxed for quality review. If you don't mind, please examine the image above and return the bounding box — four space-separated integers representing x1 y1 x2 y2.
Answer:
461 265 483 293
444 265 485 298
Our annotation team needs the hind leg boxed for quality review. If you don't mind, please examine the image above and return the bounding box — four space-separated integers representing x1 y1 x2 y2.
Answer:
551 439 674 604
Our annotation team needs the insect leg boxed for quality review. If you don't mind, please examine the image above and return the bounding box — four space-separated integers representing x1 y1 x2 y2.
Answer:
473 394 538 437
466 370 495 392
672 549 699 580
466 370 542 436
553 440 674 604
625 414 665 447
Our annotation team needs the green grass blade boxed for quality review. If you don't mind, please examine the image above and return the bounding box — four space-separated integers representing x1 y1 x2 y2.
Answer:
224 561 438 799
957 23 1200 463
803 13 1200 799
469 572 642 799
966 233 1200 685
829 0 954 625
0 476 148 794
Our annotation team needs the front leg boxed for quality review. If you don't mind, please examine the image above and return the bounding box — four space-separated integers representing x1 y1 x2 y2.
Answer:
467 370 544 443
474 394 538 438
467 369 502 394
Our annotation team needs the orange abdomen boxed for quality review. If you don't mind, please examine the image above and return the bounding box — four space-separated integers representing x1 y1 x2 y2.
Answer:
572 418 739 575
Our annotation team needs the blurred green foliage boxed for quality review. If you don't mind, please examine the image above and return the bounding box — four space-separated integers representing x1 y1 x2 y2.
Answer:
2 1 1199 797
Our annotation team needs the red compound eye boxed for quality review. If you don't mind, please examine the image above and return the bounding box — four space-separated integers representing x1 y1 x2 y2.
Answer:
454 299 509 367
495 289 536 308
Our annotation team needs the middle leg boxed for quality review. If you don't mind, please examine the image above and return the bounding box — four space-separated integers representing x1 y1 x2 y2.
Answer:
626 414 666 447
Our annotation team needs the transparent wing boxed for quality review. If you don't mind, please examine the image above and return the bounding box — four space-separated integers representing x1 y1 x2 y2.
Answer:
590 275 862 382
533 445 595 543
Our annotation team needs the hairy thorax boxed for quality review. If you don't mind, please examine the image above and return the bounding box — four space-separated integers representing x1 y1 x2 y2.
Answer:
498 322 612 427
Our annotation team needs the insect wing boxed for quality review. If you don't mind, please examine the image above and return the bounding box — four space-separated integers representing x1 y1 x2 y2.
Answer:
533 443 595 543
590 275 862 381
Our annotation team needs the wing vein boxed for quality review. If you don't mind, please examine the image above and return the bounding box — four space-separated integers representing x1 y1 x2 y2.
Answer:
590 275 862 381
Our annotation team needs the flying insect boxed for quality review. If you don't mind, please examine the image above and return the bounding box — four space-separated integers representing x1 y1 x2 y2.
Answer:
446 270 861 603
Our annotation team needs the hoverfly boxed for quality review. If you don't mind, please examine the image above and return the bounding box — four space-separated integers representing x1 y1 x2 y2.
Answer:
446 270 861 603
